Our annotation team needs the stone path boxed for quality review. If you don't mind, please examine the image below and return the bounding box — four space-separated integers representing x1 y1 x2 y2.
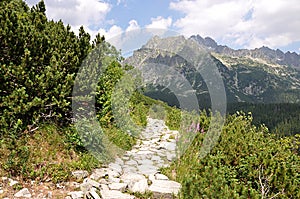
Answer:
1 118 181 199
67 118 181 199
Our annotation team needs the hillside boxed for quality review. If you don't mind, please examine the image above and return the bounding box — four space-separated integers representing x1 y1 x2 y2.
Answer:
125 35 300 135
126 35 300 104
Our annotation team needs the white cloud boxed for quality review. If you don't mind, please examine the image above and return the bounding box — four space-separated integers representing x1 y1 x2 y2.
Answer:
98 25 123 39
25 0 111 28
170 0 300 49
97 20 140 40
146 16 172 30
126 20 140 32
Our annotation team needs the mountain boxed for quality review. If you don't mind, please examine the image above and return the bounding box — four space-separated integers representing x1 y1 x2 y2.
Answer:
190 35 300 69
125 35 300 106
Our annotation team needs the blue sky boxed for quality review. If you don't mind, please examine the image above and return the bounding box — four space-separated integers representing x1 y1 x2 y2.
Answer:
104 0 183 30
25 0 300 53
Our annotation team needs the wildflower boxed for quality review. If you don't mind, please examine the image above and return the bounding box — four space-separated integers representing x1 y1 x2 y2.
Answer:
196 122 200 132
188 122 195 132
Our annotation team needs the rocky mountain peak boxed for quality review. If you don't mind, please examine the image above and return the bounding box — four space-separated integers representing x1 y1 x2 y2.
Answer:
190 35 218 49
189 34 300 69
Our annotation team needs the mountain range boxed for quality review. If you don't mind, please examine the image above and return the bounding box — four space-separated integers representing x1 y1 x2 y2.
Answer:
125 35 300 107
191 35 300 69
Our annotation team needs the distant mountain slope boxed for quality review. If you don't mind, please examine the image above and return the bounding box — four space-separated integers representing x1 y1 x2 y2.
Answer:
190 35 300 69
125 35 300 106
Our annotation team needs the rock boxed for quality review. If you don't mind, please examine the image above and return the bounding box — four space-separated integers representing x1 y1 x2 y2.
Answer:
90 168 108 181
0 189 3 194
80 181 93 193
166 153 175 161
122 156 130 161
129 179 148 193
106 169 120 178
67 181 81 189
67 191 84 199
8 178 19 186
83 178 101 189
108 163 122 174
99 178 108 184
114 157 124 165
151 155 161 161
137 159 153 165
165 142 176 151
100 190 135 199
108 177 120 183
137 150 154 155
14 188 32 198
100 184 109 191
120 173 146 184
155 173 169 180
88 190 101 199
125 159 138 166
56 183 65 189
108 183 128 191
148 174 155 182
149 180 181 196
35 191 52 199
122 166 138 173
72 170 89 180
137 164 158 175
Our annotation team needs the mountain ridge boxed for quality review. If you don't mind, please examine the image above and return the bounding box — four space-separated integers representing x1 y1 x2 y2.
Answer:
190 35 300 69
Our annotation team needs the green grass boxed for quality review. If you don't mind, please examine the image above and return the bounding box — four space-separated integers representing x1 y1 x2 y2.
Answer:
103 126 136 151
0 93 170 184
0 123 102 183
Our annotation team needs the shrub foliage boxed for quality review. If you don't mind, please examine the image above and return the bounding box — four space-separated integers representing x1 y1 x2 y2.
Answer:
163 112 300 198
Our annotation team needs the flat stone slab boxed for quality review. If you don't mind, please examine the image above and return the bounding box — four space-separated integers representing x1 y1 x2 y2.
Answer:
137 164 158 175
155 173 169 180
130 179 148 193
100 190 135 199
120 173 146 183
108 183 128 191
149 180 181 195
